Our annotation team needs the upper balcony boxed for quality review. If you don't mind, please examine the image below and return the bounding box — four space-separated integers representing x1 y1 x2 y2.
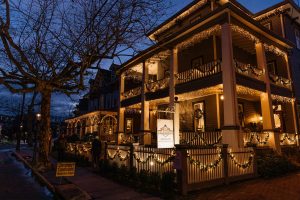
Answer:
120 24 293 105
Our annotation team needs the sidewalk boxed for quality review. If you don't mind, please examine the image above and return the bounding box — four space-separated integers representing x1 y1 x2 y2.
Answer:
14 149 161 200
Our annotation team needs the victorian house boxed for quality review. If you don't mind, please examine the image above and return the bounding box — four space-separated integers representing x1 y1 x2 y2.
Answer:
116 0 300 152
65 64 120 141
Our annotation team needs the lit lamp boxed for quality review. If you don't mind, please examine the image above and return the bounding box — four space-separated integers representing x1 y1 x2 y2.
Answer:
220 94 224 100
259 116 263 122
36 113 41 121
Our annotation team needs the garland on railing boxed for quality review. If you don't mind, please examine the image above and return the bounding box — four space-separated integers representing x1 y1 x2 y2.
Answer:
187 147 222 170
235 61 264 77
146 77 169 92
176 61 220 81
228 150 254 169
244 132 270 145
122 87 142 99
280 133 298 144
120 135 134 144
107 148 130 161
269 74 291 87
180 133 222 146
133 150 176 166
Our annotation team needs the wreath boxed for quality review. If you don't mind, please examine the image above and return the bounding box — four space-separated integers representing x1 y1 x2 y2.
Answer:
194 108 204 119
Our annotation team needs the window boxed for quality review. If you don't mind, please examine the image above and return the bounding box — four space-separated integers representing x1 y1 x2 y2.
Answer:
193 102 205 132
125 118 133 134
295 29 300 49
267 61 277 75
263 22 272 30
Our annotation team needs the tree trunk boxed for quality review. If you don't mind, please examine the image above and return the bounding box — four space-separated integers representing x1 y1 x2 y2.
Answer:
38 90 52 168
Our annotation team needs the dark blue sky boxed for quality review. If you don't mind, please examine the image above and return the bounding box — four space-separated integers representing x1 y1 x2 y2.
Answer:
0 0 294 118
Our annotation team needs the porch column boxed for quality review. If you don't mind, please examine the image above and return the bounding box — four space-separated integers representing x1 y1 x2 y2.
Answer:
157 61 165 80
117 73 125 144
256 42 280 152
221 23 241 148
170 48 180 145
141 61 151 145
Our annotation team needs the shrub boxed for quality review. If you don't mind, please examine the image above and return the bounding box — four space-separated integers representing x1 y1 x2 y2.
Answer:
257 153 298 178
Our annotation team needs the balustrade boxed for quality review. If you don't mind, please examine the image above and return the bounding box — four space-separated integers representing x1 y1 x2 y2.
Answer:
234 60 264 81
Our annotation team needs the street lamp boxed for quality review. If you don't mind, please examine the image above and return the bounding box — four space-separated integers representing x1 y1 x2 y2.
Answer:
32 113 41 165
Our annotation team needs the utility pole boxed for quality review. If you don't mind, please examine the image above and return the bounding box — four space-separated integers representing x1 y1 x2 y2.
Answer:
16 93 26 151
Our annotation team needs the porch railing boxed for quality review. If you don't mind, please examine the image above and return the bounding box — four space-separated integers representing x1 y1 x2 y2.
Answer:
269 74 292 90
66 142 92 161
280 133 298 146
105 144 256 194
122 86 141 100
146 77 169 93
176 60 221 84
133 146 175 174
180 131 222 146
235 60 264 81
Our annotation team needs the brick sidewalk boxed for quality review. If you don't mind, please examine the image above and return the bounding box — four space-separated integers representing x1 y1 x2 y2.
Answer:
184 172 300 200
15 149 161 200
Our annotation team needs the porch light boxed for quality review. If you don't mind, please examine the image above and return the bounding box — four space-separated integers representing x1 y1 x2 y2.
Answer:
259 116 263 122
220 95 224 100
150 161 154 166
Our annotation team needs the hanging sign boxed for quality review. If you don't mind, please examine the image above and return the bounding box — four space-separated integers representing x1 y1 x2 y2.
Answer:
157 119 174 148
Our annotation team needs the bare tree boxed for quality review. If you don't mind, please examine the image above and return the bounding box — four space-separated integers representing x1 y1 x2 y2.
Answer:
0 0 168 168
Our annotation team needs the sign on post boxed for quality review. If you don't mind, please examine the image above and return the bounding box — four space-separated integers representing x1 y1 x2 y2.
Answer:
157 119 174 148
56 162 76 177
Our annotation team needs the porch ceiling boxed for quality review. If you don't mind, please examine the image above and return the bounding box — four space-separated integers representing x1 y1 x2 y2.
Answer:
232 32 256 55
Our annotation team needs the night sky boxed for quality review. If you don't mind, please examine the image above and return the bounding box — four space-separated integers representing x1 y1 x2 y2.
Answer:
0 0 293 118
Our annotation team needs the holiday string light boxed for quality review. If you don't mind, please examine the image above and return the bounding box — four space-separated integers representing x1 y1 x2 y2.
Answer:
107 148 131 161
176 25 221 50
235 60 264 78
263 44 287 57
269 74 291 89
122 87 142 99
133 150 176 166
120 134 134 144
280 133 298 144
146 77 169 92
150 0 208 40
231 25 260 43
236 85 262 97
271 94 293 103
228 150 254 169
254 6 285 21
187 147 222 171
244 131 270 145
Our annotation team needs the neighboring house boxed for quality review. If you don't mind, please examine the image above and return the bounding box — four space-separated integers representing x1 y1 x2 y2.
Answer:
116 0 299 152
66 64 120 141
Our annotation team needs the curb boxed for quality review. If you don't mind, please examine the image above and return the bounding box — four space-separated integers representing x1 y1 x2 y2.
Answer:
13 151 92 200
12 152 55 192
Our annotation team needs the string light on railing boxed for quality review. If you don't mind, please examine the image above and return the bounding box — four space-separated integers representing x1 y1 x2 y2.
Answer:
180 132 222 146
280 133 298 144
228 150 254 169
187 147 223 171
271 94 293 103
133 150 176 166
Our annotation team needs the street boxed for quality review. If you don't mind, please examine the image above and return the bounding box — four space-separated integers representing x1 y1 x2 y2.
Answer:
0 144 54 200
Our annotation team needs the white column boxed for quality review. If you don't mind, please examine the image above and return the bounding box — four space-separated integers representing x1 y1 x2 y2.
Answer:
141 61 151 145
256 42 280 152
221 23 241 149
170 48 180 145
117 73 125 144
